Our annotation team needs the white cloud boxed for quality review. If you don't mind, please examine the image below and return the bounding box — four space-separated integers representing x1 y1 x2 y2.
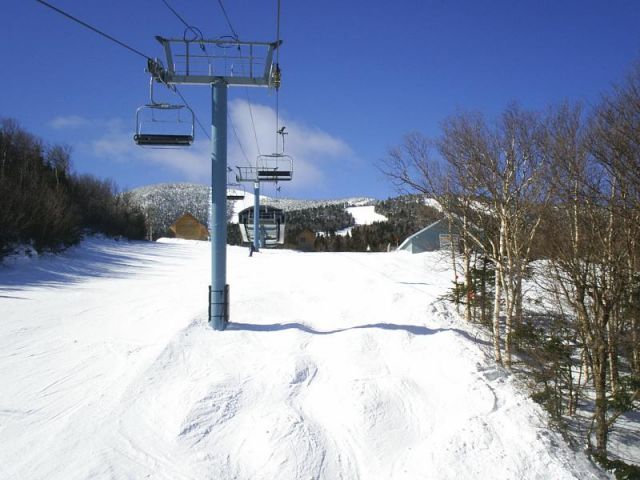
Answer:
228 99 354 191
142 141 210 181
88 124 210 182
49 115 91 129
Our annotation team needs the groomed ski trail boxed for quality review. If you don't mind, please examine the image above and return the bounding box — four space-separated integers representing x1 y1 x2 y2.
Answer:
0 240 608 479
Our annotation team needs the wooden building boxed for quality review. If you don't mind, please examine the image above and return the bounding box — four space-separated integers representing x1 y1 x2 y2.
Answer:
169 213 209 241
296 229 316 251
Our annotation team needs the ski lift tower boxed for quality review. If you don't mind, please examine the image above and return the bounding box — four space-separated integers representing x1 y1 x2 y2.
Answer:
150 36 281 330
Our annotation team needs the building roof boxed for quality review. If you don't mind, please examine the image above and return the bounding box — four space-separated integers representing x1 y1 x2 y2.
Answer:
397 219 444 251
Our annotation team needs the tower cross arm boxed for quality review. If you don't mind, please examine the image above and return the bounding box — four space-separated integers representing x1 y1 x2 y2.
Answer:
152 37 281 87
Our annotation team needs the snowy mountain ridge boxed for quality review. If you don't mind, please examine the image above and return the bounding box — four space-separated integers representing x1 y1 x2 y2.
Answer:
128 182 380 237
130 183 376 213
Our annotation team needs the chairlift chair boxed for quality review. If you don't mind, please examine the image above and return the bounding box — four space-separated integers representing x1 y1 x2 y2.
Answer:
226 183 246 200
134 77 195 147
235 166 257 183
256 153 293 182
134 103 195 147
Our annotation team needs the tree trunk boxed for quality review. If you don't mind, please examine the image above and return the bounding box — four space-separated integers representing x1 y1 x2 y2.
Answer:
502 221 514 369
630 259 640 375
515 273 523 326
567 364 574 416
480 259 487 324
464 246 472 323
569 357 580 416
449 218 461 313
607 313 620 396
504 277 514 369
592 342 608 458
633 314 640 375
492 220 507 365
493 260 503 365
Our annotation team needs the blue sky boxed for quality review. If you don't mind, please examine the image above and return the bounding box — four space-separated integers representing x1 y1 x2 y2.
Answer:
2 1 639 200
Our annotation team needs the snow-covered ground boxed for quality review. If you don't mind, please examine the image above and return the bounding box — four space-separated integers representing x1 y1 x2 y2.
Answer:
0 239 609 479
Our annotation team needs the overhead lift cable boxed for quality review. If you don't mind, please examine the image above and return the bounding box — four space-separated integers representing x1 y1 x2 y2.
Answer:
161 1 254 150
160 0 208 53
157 0 212 141
160 0 191 29
245 91 262 157
213 0 263 158
216 0 239 40
36 0 211 143
159 1 250 181
229 114 251 164
274 0 282 153
35 0 152 60
175 87 211 141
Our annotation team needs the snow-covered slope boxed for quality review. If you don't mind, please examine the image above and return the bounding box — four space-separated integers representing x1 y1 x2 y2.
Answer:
347 205 388 225
0 239 608 479
336 206 388 236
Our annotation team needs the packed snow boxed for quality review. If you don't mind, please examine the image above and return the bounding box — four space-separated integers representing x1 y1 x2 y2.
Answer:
0 238 609 479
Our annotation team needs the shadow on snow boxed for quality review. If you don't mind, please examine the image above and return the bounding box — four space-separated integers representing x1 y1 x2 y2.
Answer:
0 240 189 291
228 321 489 345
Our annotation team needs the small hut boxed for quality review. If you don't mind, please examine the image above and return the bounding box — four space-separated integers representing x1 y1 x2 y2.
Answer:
169 213 209 241
296 229 316 251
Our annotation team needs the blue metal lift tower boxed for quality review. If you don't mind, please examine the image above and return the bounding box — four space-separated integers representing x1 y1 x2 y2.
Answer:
146 37 281 330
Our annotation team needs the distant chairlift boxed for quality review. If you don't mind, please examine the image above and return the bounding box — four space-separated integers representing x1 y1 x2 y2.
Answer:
256 153 293 182
226 182 246 200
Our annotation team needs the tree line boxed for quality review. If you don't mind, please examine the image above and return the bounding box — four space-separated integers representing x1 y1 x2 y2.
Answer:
381 65 640 468
285 204 355 238
279 197 442 252
0 118 146 257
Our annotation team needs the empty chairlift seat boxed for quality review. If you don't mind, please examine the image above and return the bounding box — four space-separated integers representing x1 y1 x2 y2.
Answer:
134 133 193 146
134 103 195 147
256 154 293 182
226 183 246 200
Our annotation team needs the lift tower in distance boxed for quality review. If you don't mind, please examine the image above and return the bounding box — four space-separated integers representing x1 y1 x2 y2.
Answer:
149 36 281 331
235 152 293 252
